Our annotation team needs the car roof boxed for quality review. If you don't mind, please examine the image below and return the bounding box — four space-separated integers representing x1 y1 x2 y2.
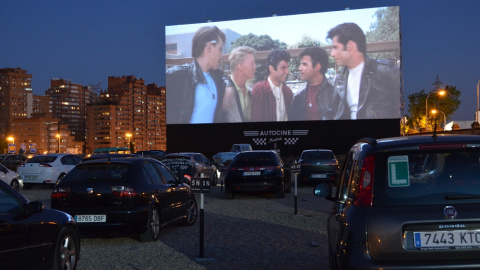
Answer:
79 157 152 165
353 134 480 154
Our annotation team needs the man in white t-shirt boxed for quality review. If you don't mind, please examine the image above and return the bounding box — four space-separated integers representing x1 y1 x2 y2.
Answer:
327 22 400 120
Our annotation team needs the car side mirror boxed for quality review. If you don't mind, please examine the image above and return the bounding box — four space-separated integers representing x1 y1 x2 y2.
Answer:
313 182 331 197
26 201 45 214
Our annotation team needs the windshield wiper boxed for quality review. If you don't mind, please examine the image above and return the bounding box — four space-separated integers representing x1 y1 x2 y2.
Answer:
445 195 480 200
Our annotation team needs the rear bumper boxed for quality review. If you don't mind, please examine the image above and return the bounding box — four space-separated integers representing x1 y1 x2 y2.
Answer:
225 177 283 193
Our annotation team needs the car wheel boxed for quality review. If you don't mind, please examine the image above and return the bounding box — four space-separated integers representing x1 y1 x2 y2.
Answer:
184 196 198 226
276 182 285 198
53 227 79 270
139 207 160 242
10 179 19 191
56 173 66 185
24 183 33 190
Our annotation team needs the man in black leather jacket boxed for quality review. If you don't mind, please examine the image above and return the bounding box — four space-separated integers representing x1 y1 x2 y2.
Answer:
166 26 226 124
290 47 335 121
327 22 400 120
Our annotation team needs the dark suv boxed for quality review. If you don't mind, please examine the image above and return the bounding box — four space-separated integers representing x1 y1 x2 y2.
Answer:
1 154 28 172
315 135 480 269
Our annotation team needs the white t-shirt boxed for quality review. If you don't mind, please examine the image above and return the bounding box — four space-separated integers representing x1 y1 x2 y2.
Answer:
346 61 365 119
268 77 288 121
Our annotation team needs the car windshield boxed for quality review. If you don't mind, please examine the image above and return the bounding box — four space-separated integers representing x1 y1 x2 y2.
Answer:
27 155 57 163
63 163 130 183
373 148 480 206
301 151 334 160
232 152 277 166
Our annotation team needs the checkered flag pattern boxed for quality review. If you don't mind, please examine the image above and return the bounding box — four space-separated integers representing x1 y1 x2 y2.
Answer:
253 138 267 145
284 137 298 145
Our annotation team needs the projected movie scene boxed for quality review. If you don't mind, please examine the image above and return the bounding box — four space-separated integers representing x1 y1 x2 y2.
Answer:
166 6 400 125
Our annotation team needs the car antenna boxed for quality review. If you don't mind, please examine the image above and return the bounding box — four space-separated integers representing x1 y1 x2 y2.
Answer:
432 121 438 142
108 151 111 162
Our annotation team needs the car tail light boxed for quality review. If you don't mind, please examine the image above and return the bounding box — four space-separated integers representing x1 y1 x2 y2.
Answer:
354 154 375 206
39 163 53 167
19 163 26 167
419 143 466 150
51 187 71 199
111 186 137 197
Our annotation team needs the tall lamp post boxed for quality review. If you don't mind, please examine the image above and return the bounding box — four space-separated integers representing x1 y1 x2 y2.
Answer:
431 109 446 130
126 133 132 152
425 90 446 129
56 134 60 153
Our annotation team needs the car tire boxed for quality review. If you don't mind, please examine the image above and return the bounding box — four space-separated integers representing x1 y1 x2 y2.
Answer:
276 182 285 198
139 207 160 242
53 226 79 270
24 183 33 190
183 196 198 226
10 179 19 191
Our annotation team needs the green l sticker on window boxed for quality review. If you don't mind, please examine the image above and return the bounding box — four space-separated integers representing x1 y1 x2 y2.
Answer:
388 156 410 187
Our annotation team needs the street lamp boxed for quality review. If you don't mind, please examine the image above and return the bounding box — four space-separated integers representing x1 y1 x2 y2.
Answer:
56 134 60 153
126 133 132 147
7 136 14 144
425 90 446 128
431 109 446 130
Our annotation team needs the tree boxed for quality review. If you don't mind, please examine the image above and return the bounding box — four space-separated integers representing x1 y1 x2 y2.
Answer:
230 33 287 81
406 85 461 131
365 6 400 62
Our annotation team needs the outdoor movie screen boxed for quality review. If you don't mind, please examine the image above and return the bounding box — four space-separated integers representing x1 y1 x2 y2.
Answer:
165 6 400 125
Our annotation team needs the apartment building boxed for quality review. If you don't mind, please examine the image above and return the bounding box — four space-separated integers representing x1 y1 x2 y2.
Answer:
86 75 166 153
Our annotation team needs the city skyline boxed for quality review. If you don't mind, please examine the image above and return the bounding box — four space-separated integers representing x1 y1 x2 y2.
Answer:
2 0 480 120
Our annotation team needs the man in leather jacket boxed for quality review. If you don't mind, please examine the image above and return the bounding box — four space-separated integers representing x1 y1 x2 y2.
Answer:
166 26 227 124
327 22 400 120
290 47 335 121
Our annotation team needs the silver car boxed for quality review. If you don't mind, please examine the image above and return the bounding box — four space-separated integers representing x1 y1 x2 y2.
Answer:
0 163 23 191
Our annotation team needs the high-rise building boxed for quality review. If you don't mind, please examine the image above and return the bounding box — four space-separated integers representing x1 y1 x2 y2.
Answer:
45 79 91 144
86 75 166 153
0 68 32 142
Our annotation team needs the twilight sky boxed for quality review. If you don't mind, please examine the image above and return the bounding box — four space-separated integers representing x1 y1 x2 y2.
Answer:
1 0 480 121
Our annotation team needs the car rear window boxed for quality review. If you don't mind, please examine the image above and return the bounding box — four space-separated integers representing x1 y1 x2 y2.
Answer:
232 152 277 166
27 155 57 163
373 148 480 206
63 163 130 183
301 151 334 160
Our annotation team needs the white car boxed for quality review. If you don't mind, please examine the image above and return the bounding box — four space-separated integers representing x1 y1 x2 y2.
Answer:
18 154 82 189
0 163 23 191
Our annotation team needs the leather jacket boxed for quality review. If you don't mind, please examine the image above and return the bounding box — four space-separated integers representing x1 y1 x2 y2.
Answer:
166 59 226 124
290 78 335 121
332 57 400 120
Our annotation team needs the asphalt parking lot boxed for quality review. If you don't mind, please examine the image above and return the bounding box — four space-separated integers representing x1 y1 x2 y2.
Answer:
21 182 332 270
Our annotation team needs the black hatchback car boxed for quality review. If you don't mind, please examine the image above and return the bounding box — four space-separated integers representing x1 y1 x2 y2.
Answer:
51 157 197 242
298 149 339 185
315 135 480 269
0 179 80 270
224 150 291 198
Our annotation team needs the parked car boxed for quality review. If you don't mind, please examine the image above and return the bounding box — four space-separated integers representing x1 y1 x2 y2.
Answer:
314 135 480 269
51 157 197 242
82 153 140 162
162 152 218 185
0 179 80 269
230 144 252 152
224 150 291 198
18 154 83 189
0 163 23 191
298 149 339 185
0 154 28 172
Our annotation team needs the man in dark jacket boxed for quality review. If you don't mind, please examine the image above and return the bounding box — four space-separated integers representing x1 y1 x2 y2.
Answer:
166 26 226 124
290 47 335 121
327 22 400 120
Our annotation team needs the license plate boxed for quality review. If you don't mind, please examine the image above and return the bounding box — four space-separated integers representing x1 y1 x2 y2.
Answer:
312 174 327 178
75 215 107 223
243 171 261 176
414 230 480 248
24 175 37 180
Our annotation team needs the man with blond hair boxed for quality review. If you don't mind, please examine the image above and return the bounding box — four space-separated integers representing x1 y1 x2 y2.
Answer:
223 46 257 122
